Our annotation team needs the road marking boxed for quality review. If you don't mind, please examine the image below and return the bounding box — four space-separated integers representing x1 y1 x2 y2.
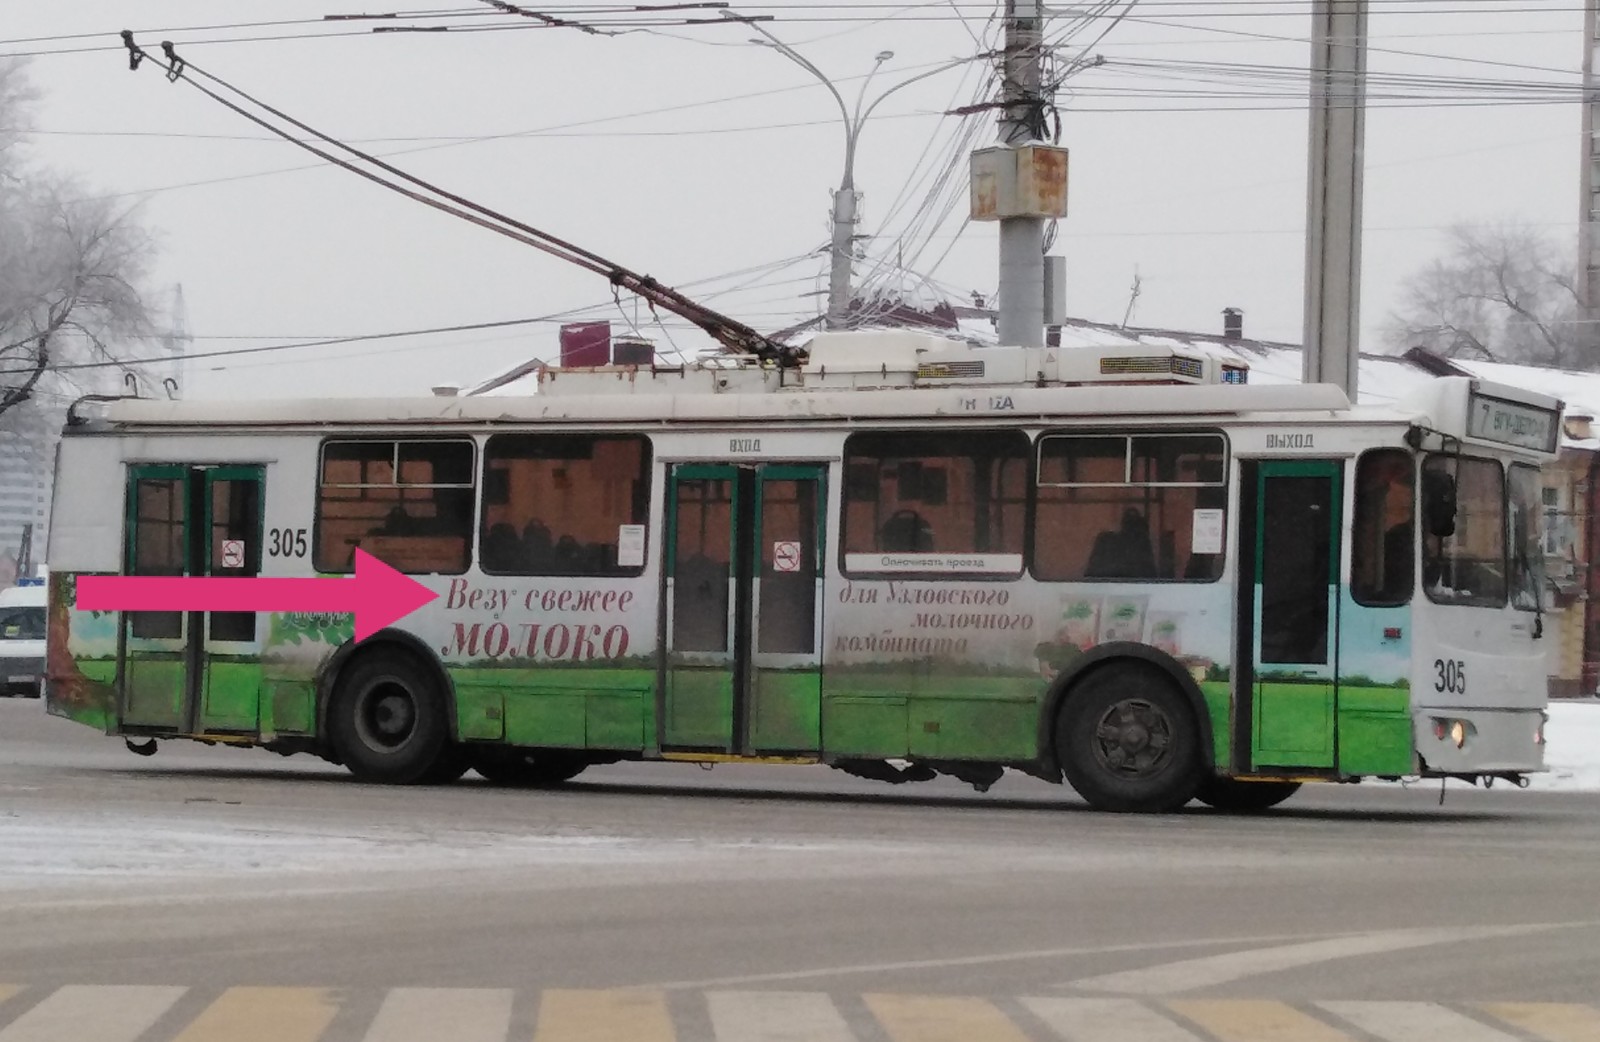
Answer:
706 991 855 1042
1318 1001 1520 1042
1481 1003 1600 1042
1168 1000 1357 1042
1024 997 1204 1042
865 994 1032 1042
641 930 1326 991
533 989 674 1042
1066 925 1561 994
361 988 513 1042
171 987 339 1042
0 985 186 1042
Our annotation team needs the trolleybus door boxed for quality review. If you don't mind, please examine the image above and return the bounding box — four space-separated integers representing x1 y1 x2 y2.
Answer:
1238 459 1341 770
662 463 826 753
121 464 265 734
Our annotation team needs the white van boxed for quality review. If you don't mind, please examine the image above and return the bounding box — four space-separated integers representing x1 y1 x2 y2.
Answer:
0 579 46 698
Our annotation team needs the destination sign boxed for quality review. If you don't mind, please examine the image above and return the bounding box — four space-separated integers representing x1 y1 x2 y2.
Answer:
1467 392 1559 453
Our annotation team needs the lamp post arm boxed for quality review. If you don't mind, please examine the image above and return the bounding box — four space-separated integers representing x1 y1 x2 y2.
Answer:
743 21 853 170
858 58 968 127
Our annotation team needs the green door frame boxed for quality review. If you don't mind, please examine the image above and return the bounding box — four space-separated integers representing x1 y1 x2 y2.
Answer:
1247 458 1343 770
661 462 828 753
119 463 265 734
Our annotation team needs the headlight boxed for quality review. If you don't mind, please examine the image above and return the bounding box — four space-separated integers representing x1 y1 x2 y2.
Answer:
1450 721 1467 748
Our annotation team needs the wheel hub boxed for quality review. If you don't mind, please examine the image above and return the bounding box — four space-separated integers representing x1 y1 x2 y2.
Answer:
1092 699 1171 777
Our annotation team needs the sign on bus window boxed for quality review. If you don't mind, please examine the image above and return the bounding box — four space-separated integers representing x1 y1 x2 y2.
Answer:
479 434 651 577
1033 432 1227 582
841 430 1027 576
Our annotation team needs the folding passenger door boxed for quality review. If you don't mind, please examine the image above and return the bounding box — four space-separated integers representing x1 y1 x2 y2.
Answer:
661 463 826 753
121 464 265 733
1237 459 1342 769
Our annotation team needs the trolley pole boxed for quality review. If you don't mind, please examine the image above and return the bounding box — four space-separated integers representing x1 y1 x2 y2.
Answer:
996 0 1047 349
1302 0 1368 399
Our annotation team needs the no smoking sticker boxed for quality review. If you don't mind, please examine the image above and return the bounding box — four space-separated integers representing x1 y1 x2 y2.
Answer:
772 541 802 573
221 540 245 569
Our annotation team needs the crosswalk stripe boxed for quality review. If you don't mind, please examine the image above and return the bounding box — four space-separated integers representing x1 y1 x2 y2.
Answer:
361 987 513 1042
1166 1000 1358 1042
706 991 856 1042
0 985 187 1042
1024 997 1204 1042
1318 1001 1520 1042
1480 1003 1600 1042
533 989 675 1042
865 994 1032 1042
171 987 339 1042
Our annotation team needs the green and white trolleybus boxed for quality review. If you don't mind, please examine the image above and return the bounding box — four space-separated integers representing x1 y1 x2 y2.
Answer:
45 331 1561 812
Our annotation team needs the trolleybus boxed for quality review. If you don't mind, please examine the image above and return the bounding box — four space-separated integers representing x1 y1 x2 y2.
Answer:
45 331 1561 812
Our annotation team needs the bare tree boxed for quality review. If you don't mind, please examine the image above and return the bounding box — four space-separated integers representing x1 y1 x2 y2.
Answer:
0 59 156 423
1383 223 1591 369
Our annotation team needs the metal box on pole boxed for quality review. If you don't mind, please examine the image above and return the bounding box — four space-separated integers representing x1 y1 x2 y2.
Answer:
970 144 1070 221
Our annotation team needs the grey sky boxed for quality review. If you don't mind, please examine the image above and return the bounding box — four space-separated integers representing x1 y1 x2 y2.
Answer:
1 0 1582 399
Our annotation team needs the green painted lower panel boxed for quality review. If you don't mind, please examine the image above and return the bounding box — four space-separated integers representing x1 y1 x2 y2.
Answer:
201 660 260 731
751 670 821 752
123 656 184 729
1199 681 1231 769
1254 681 1335 768
822 696 908 757
664 667 733 748
505 693 586 748
454 686 504 741
908 698 1035 760
586 692 644 749
1338 711 1414 775
267 680 316 735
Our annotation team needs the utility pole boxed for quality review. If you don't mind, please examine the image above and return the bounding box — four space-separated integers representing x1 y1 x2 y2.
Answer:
1302 0 1368 399
996 0 1048 348
1580 0 1600 357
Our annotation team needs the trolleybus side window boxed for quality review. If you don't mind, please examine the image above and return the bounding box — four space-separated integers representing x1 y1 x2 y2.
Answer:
1032 432 1226 582
1508 462 1545 612
841 430 1027 576
315 439 475 574
479 433 651 576
1421 455 1506 606
1351 449 1415 606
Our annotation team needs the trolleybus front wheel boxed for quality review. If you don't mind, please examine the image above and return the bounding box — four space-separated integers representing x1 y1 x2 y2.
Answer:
1056 664 1201 813
1194 777 1301 812
328 650 450 784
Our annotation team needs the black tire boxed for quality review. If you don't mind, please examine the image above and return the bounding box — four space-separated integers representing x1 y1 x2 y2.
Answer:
1194 777 1301 812
473 748 588 787
327 650 450 784
1056 664 1202 813
417 746 471 785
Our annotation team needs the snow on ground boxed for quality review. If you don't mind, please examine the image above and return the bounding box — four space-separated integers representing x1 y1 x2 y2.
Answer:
1532 699 1600 792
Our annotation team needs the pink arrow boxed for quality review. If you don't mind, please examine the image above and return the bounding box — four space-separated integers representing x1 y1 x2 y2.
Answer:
77 548 440 642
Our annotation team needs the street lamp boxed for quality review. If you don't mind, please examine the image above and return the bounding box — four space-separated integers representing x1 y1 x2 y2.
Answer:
741 22 951 329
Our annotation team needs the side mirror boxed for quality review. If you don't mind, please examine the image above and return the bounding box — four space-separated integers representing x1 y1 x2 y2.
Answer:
1422 470 1457 538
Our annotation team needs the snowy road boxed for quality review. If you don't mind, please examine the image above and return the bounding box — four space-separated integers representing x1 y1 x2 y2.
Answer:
3 698 1600 1035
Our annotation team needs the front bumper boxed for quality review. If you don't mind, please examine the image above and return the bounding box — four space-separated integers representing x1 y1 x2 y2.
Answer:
1415 707 1545 776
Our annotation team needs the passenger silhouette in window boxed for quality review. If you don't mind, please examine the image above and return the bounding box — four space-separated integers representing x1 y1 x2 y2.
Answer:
1085 508 1158 579
879 509 934 552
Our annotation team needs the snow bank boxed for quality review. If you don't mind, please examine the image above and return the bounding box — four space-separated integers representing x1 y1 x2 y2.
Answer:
1531 699 1600 792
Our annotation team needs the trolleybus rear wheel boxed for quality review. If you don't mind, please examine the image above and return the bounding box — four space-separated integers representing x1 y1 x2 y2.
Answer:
1057 664 1201 813
472 749 588 787
328 650 450 785
1194 777 1301 812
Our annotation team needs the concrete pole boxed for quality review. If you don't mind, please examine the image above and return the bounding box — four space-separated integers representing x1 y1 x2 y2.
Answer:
996 0 1046 349
1302 0 1368 398
1580 1 1600 357
826 185 860 330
